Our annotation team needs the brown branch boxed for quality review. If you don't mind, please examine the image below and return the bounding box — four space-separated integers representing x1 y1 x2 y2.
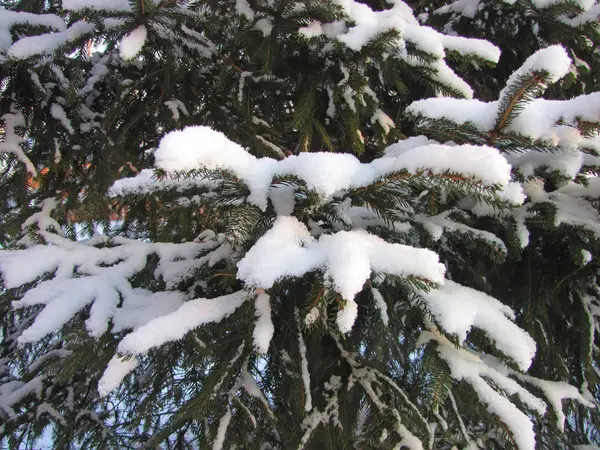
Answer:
490 74 543 141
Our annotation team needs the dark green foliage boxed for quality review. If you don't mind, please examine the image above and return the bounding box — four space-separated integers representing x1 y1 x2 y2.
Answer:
0 0 599 449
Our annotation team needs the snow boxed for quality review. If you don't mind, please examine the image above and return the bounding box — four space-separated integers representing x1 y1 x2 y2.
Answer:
164 99 189 121
336 298 359 333
434 0 597 21
119 25 147 60
499 46 571 103
434 0 483 18
8 20 95 59
343 86 357 112
28 349 73 373
561 3 600 26
322 0 499 60
304 307 321 326
256 135 285 158
0 9 65 51
253 292 274 354
296 308 312 412
0 376 44 418
507 143 583 180
111 289 186 332
255 18 273 36
62 0 133 12
235 0 255 20
518 375 595 431
524 181 600 235
581 249 593 264
21 197 63 236
103 18 127 29
0 105 35 174
531 0 594 9
37 403 66 425
371 287 389 326
153 126 513 211
425 330 544 450
296 0 499 98
212 406 232 450
416 210 508 250
384 136 438 157
557 178 600 199
440 34 500 62
117 291 248 355
406 44 598 146
408 76 600 149
237 216 445 305
241 370 260 397
326 87 336 118
50 103 74 134
1 233 226 342
371 109 396 135
422 280 536 370
268 184 295 215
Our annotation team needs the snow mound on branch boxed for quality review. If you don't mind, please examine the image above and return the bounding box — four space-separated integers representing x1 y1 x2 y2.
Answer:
98 356 139 397
316 0 500 61
423 330 544 450
119 25 147 60
237 216 446 327
0 10 65 51
422 280 536 370
253 292 274 354
499 45 571 102
151 126 514 211
7 21 95 59
117 290 249 355
0 233 231 343
62 0 133 12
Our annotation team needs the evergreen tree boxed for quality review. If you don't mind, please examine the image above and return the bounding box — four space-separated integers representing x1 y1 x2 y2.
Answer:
0 1 598 449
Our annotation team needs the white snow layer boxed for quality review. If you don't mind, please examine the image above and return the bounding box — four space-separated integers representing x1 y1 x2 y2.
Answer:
297 308 313 412
7 20 95 59
237 215 446 301
423 331 544 450
0 9 65 51
499 45 571 103
422 280 536 370
0 232 230 342
0 106 36 174
62 0 133 12
117 291 248 355
253 292 274 354
152 126 514 211
98 356 139 397
109 168 218 197
119 25 147 60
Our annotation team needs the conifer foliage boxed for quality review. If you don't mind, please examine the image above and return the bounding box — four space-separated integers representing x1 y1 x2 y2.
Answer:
0 1 599 449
